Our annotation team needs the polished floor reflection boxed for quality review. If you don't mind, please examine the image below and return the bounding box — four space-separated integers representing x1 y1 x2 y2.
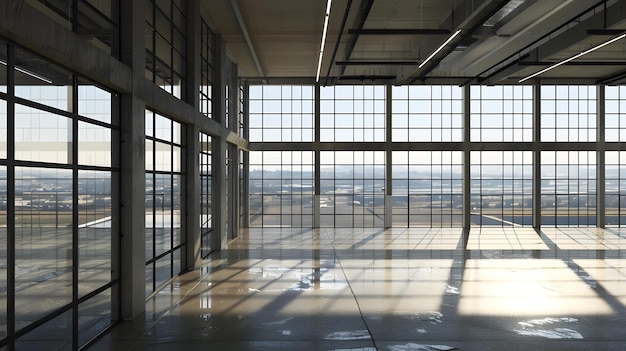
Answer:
92 227 626 350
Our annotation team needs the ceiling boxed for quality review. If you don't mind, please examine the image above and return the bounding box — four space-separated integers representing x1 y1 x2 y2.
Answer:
201 0 626 85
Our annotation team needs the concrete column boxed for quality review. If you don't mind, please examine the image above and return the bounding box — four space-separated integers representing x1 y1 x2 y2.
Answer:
313 84 321 228
212 34 228 249
533 84 541 230
384 84 392 228
241 83 250 228
186 124 202 269
184 0 202 270
119 0 147 320
462 85 471 231
231 144 240 237
597 85 605 228
119 95 146 320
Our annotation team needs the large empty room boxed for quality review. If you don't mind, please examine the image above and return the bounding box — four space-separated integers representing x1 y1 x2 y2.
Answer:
1 0 626 350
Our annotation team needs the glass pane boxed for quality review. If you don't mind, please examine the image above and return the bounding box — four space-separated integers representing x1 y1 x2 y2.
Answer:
78 121 112 167
78 80 112 124
0 167 6 330
78 287 113 346
14 48 73 112
15 167 73 326
0 99 6 159
78 170 113 296
15 104 72 164
16 309 71 349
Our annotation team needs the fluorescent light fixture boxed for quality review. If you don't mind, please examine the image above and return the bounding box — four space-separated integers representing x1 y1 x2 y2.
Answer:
418 29 461 69
316 0 332 82
519 33 626 83
0 59 53 84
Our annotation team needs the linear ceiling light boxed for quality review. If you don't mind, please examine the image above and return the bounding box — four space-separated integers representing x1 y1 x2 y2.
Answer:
418 29 461 69
0 59 53 84
519 33 626 83
316 0 332 82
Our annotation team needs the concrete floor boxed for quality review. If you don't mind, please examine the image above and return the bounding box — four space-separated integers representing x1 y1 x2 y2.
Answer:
92 227 626 350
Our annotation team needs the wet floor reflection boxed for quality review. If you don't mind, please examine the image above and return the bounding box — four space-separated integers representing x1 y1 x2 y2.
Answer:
91 227 626 350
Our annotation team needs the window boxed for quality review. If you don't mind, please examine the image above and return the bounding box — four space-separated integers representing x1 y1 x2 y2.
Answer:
605 86 626 142
320 151 385 227
145 110 184 295
320 85 385 142
541 151 596 226
145 0 186 98
249 151 314 227
471 151 532 226
199 19 215 118
1 43 117 348
541 85 596 142
249 85 314 142
392 85 463 142
606 151 626 226
470 85 532 142
392 151 463 226
199 132 212 257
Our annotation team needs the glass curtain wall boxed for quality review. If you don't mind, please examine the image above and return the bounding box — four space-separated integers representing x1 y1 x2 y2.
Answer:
470 85 532 142
606 151 626 226
606 86 626 226
470 151 533 226
145 0 186 99
247 83 620 228
0 41 118 349
249 151 314 227
541 85 596 142
541 151 597 226
320 151 385 227
320 85 385 142
31 0 119 55
249 85 314 142
391 85 463 142
145 110 184 296
199 18 215 119
391 151 463 227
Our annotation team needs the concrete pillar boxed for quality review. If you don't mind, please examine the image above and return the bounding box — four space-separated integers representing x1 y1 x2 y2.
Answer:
119 0 146 320
231 144 240 237
597 85 605 228
313 84 321 228
462 85 471 231
212 34 229 249
119 95 146 320
241 82 250 228
384 84 392 228
186 123 202 269
185 0 202 269
533 84 541 230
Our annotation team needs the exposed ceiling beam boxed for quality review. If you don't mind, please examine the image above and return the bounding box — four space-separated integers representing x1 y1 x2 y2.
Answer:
228 0 264 77
338 0 375 79
347 28 451 35
324 0 353 86
483 0 625 84
336 60 420 65
409 0 511 84
518 61 626 66
587 29 626 35
597 69 626 84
